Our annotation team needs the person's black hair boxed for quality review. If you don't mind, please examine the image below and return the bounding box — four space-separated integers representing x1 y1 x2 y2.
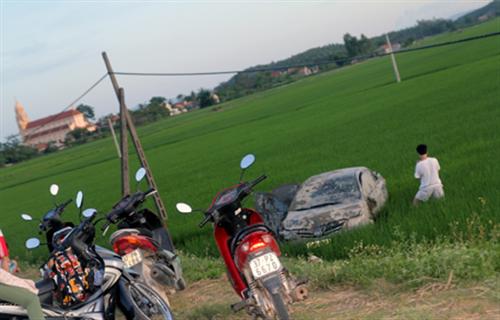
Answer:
416 144 427 155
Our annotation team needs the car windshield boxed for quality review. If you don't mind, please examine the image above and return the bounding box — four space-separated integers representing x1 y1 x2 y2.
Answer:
289 173 361 211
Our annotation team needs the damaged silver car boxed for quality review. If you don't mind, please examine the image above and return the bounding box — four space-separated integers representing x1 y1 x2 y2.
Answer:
281 167 387 240
255 167 388 241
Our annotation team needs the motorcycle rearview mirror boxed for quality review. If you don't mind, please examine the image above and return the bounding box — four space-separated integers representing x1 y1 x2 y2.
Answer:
49 184 59 196
135 167 147 183
49 184 59 206
240 154 255 170
82 208 97 219
76 191 84 209
21 213 33 221
239 154 256 182
25 238 41 249
176 203 193 214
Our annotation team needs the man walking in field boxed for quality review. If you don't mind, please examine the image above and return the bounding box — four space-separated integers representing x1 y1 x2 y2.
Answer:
413 144 444 206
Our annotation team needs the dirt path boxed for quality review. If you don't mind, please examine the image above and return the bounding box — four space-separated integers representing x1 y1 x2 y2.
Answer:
169 276 499 320
20 268 499 319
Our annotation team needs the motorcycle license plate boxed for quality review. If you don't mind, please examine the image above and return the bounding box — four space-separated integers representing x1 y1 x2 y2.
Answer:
249 252 281 279
122 249 143 268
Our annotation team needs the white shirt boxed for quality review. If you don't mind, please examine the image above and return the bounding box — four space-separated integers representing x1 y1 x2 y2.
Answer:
415 157 442 190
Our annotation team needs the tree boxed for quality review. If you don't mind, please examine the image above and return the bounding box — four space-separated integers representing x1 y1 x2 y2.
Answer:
130 96 169 125
149 96 166 107
358 34 372 55
43 141 59 154
343 33 359 57
66 128 92 145
197 89 215 108
76 104 95 120
0 135 38 164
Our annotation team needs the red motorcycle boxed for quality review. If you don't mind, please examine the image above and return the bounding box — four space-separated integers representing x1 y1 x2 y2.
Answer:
176 154 307 320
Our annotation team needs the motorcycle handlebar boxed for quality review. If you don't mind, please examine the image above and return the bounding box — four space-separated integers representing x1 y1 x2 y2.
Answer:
247 174 267 190
105 188 156 225
101 220 111 231
144 188 156 197
56 199 72 214
198 213 212 228
61 199 72 208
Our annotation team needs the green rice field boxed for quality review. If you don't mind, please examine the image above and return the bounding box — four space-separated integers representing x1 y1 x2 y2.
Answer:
1 18 499 261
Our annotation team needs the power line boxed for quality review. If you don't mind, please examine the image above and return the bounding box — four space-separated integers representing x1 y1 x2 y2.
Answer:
112 31 500 77
25 73 109 138
396 31 500 54
19 30 500 140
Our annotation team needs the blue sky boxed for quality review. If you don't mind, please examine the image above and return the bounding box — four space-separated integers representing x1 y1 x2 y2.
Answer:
0 0 488 140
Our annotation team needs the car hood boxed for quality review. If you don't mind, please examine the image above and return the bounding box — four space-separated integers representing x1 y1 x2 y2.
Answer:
282 202 366 233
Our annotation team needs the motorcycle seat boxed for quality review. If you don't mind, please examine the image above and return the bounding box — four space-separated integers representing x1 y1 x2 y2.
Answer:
109 228 143 244
230 224 273 256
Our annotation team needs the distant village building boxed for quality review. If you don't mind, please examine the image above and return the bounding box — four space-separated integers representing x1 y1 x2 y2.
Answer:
478 14 492 22
15 101 95 150
211 93 220 104
271 70 287 78
163 101 188 116
297 66 312 76
381 43 401 54
281 66 319 77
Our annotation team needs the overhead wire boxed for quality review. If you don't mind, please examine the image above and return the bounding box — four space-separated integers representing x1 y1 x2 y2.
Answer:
112 31 500 77
20 31 500 139
25 73 109 137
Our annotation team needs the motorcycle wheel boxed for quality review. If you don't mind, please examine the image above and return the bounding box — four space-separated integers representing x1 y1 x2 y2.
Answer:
129 281 174 320
270 292 289 320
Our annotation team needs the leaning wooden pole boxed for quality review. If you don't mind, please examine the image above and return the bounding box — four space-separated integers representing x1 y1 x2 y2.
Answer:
101 52 169 223
118 88 130 196
107 117 122 159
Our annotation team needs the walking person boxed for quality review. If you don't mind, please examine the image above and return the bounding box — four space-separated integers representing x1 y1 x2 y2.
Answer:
413 144 444 206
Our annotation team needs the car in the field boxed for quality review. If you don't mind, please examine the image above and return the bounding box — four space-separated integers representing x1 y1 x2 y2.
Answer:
255 167 388 241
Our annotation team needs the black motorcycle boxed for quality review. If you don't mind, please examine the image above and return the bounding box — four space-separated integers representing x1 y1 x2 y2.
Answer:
102 167 185 304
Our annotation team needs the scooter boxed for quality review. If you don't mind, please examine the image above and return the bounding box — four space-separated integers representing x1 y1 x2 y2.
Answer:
176 154 307 320
101 168 185 305
0 185 173 320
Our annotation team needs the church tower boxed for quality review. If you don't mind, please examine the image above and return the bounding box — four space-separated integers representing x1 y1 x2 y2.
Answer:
15 100 30 135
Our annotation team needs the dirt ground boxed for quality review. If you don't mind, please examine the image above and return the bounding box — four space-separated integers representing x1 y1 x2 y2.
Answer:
169 276 500 320
21 268 499 319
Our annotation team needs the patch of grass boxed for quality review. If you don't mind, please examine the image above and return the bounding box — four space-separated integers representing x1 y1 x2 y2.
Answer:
286 223 499 289
181 304 233 320
180 252 225 283
0 19 499 263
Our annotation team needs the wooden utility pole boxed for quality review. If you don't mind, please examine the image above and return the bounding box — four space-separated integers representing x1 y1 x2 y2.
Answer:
107 117 121 159
102 51 169 221
385 33 401 83
119 88 130 196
